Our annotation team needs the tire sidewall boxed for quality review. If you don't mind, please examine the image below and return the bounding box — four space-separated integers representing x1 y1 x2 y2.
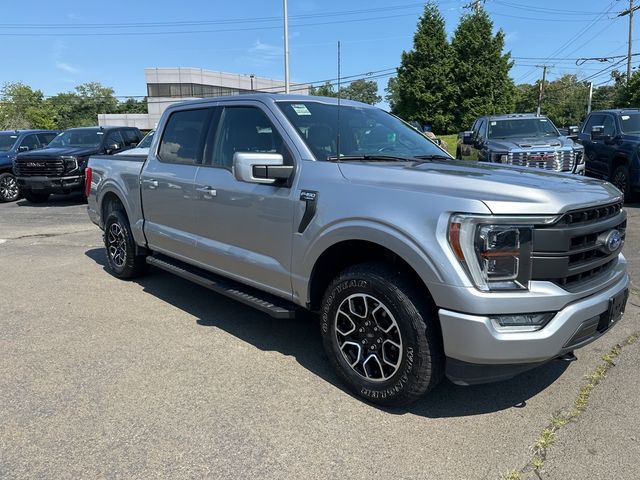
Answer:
104 211 137 278
612 166 630 197
320 272 426 405
0 173 20 203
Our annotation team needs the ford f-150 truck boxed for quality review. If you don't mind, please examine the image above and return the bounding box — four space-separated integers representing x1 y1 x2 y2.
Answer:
15 126 142 203
86 94 629 406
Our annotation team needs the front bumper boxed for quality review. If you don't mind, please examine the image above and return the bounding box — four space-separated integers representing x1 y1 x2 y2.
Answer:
17 175 84 194
439 271 629 385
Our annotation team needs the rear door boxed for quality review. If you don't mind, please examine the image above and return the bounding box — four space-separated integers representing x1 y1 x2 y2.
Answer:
140 107 213 259
190 102 296 298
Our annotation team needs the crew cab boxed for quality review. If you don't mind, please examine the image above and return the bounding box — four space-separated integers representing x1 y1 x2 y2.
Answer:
578 109 640 199
86 95 628 407
0 129 58 202
14 126 142 203
457 114 585 175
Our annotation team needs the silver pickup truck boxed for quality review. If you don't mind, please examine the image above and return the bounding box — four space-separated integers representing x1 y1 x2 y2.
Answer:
87 94 629 406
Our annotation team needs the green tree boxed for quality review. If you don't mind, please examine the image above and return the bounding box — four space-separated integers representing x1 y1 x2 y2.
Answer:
0 82 56 130
451 8 516 131
117 97 148 114
391 2 456 133
339 79 381 104
309 81 337 97
616 70 640 107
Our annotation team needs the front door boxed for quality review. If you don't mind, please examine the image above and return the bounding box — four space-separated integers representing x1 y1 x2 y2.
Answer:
190 104 296 298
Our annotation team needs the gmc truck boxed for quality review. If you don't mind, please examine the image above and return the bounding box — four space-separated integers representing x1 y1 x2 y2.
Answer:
578 109 640 199
87 95 629 406
15 126 142 203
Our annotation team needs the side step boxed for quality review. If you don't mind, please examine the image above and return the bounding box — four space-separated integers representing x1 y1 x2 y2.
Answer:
146 254 297 319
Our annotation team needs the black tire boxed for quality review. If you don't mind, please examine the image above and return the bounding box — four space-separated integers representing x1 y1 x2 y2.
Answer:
104 210 147 279
23 191 50 203
320 262 443 407
611 165 631 200
0 172 20 203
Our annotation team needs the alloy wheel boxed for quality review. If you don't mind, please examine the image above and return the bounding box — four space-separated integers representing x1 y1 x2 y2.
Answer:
107 222 127 268
0 175 19 201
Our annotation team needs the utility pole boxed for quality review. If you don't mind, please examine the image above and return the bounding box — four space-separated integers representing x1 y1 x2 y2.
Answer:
618 0 640 84
463 0 484 12
283 0 290 93
587 81 593 114
536 65 551 116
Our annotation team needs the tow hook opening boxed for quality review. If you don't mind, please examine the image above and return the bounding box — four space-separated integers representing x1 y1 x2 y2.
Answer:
556 351 577 362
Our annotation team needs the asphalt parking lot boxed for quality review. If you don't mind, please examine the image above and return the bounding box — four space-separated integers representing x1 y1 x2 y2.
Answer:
1 194 639 479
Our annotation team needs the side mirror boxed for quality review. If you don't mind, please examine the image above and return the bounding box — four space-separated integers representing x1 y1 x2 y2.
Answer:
18 145 30 152
568 126 579 137
462 131 475 145
233 152 293 185
105 143 120 154
590 126 611 143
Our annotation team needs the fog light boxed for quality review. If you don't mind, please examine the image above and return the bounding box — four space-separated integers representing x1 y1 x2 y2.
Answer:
490 313 555 332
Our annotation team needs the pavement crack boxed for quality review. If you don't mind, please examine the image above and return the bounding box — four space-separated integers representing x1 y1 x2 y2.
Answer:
4 229 95 241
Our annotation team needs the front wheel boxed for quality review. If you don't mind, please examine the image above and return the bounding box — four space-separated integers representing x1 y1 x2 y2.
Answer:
611 165 631 200
320 263 443 407
104 210 147 279
23 191 49 203
0 173 20 202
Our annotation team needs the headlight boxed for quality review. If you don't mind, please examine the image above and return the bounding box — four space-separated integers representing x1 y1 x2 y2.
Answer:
60 156 78 173
448 214 557 291
490 152 509 163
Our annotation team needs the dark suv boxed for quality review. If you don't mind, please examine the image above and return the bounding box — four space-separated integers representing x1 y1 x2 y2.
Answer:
14 126 142 203
457 114 584 174
577 109 640 198
0 130 58 202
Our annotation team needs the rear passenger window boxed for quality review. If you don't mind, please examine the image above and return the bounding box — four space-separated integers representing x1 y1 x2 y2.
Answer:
158 109 210 164
105 130 124 147
122 129 140 146
211 107 284 169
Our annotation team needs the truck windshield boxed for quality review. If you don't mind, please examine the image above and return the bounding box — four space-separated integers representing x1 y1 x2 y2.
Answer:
619 113 640 134
488 118 560 139
48 129 103 148
0 133 19 152
276 101 450 161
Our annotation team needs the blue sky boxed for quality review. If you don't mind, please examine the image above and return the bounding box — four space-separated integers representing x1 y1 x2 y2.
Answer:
2 0 637 104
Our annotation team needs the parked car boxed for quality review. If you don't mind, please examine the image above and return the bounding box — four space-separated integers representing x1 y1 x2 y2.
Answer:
0 129 58 202
457 114 585 175
116 129 154 157
14 126 142 203
577 109 640 199
87 95 628 407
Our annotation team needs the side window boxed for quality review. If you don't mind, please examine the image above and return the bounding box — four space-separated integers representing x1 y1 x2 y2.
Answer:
122 129 140 147
602 115 616 136
38 133 57 146
211 106 285 169
475 120 487 140
105 131 124 148
20 134 40 151
583 114 604 133
158 108 211 164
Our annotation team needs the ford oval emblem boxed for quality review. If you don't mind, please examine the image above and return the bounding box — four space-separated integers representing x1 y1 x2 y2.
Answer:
604 230 623 253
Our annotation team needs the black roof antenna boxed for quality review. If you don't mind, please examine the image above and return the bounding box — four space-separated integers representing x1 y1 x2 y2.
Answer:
336 41 341 160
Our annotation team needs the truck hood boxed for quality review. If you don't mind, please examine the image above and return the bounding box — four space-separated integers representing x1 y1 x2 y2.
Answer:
488 136 577 151
337 160 621 215
17 146 100 159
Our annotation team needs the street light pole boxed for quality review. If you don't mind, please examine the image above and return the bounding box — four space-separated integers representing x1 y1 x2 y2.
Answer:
283 0 290 93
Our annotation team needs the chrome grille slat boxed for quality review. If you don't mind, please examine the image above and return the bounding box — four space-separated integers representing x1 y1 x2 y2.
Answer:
15 158 64 177
507 149 575 172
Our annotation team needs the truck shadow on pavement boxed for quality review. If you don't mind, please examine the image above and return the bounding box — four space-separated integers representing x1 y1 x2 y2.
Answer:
16 193 86 207
85 248 569 418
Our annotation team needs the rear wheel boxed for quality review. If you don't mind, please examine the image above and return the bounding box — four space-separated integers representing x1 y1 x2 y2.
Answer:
0 173 20 202
23 191 50 203
611 165 631 200
104 210 147 279
320 262 443 407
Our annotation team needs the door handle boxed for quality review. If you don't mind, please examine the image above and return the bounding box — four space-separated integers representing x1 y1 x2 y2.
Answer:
142 179 158 189
196 186 217 197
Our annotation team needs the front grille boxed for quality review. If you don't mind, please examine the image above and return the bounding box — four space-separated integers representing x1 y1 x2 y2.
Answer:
531 202 626 288
508 149 575 172
14 158 64 177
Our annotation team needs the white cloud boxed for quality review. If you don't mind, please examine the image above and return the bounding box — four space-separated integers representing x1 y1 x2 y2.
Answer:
56 62 80 74
239 40 282 68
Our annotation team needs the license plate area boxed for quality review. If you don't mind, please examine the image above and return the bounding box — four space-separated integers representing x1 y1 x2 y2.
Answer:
598 289 629 333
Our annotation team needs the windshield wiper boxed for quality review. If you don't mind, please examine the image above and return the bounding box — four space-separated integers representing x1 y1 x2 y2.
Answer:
413 154 452 161
327 154 415 162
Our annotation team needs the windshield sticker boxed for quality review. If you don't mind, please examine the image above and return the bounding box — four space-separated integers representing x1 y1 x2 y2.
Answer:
539 119 548 122
10 135 17 138
490 121 497 126
291 104 311 116
97 132 104 135
622 115 630 120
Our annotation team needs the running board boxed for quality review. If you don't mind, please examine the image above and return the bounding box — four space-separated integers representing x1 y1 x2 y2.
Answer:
146 255 297 319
